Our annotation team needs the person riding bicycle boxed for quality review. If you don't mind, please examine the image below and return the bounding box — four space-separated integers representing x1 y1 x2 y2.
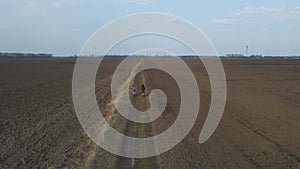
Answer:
141 84 146 96
131 86 137 96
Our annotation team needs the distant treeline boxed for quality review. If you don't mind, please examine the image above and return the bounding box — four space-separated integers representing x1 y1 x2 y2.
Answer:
1 52 299 59
0 52 53 58
221 54 300 59
81 54 300 59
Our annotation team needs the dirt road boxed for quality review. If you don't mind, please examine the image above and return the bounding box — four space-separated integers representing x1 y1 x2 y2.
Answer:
1 58 300 168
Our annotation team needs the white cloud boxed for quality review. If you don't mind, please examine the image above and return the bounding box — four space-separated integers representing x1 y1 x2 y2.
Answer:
105 0 154 5
231 6 300 21
212 18 239 25
233 6 286 16
165 16 187 24
10 0 85 17
127 0 154 5
273 10 300 21
52 1 65 8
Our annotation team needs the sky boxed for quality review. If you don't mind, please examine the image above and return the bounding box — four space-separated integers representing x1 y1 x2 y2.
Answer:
0 0 299 56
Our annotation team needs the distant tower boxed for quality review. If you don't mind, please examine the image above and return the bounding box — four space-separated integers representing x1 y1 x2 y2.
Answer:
246 45 249 57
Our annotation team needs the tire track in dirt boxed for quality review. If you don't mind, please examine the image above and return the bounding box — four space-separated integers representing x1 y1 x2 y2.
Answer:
78 77 118 169
112 61 160 169
130 72 160 169
75 61 159 168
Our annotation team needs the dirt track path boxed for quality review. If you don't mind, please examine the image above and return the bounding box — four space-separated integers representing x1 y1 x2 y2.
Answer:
111 62 160 169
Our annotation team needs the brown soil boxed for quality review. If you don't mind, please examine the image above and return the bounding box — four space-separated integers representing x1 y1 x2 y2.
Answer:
1 58 299 169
